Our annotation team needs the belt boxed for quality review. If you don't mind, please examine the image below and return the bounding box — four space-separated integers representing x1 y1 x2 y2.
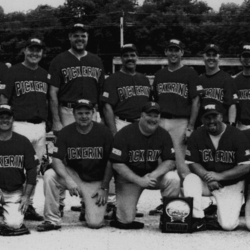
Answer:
117 117 139 123
61 102 75 109
161 113 188 119
16 118 44 124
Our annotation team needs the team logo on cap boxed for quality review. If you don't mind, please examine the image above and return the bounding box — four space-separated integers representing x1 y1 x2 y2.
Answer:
31 38 42 44
0 104 11 110
78 99 90 104
243 45 250 50
204 104 215 110
74 23 85 28
170 39 180 45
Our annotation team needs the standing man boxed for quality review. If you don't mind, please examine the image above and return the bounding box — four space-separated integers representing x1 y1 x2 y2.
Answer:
0 38 48 221
0 105 38 236
234 44 250 130
153 39 201 180
37 99 113 231
199 44 237 125
184 104 250 231
109 102 180 229
102 44 151 135
49 23 105 131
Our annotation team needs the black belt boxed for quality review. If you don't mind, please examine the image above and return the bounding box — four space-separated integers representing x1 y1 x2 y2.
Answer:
61 102 75 109
161 113 188 119
117 117 139 123
16 118 44 124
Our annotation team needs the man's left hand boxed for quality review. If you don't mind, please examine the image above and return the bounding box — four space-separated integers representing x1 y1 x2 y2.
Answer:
203 171 222 183
91 188 108 206
18 195 29 214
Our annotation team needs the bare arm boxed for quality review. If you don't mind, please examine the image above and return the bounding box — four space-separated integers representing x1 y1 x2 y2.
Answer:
203 164 250 183
113 163 157 188
148 160 175 179
187 95 200 131
228 104 237 124
189 162 209 181
52 157 79 196
103 103 117 136
19 183 35 214
50 85 63 132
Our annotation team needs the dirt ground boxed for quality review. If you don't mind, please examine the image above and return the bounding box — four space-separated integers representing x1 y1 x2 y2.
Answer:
1 176 250 250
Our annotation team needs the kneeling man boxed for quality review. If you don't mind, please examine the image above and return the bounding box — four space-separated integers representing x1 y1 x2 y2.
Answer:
109 102 180 229
37 99 113 231
0 105 38 236
184 103 250 231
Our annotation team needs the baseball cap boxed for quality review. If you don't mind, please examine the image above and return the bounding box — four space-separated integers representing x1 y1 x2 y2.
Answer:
142 102 161 114
204 44 220 54
241 44 250 55
70 23 88 33
166 39 184 50
121 44 137 55
74 99 94 110
25 38 44 48
0 104 14 116
201 104 221 118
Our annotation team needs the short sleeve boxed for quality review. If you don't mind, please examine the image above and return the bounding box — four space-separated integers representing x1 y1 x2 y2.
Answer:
101 75 119 106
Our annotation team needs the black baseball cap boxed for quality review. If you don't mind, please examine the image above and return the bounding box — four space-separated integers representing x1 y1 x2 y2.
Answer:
142 102 161 114
204 44 219 54
166 39 185 50
74 99 94 110
0 105 14 116
201 103 221 118
241 44 250 55
25 38 44 49
70 23 88 33
121 44 137 55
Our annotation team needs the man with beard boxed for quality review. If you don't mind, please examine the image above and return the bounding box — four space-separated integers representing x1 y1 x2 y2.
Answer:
234 44 250 130
184 103 250 232
199 44 237 125
109 102 180 229
49 23 105 132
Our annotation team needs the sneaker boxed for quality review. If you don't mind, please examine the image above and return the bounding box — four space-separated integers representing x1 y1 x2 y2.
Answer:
59 205 64 218
71 205 82 212
0 206 3 216
206 218 222 231
149 204 163 216
24 205 44 221
192 218 206 232
37 221 61 232
204 204 217 219
0 224 30 236
240 204 245 217
110 220 144 230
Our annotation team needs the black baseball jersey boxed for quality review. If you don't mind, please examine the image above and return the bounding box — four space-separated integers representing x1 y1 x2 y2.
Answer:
110 122 175 176
153 66 200 117
0 62 8 87
186 125 250 186
199 70 237 122
234 72 250 124
0 132 37 192
53 122 113 182
1 63 49 121
101 71 151 120
49 51 105 105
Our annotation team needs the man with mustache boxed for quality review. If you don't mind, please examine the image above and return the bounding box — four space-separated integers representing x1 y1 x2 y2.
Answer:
109 102 180 229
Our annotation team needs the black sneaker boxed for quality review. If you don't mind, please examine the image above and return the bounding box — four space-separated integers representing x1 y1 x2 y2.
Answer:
206 218 222 231
0 224 30 236
37 221 61 232
240 204 245 217
0 206 3 216
192 218 206 232
149 204 163 216
59 205 64 218
71 205 82 212
24 205 44 221
204 204 217 219
110 220 144 230
79 205 86 222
